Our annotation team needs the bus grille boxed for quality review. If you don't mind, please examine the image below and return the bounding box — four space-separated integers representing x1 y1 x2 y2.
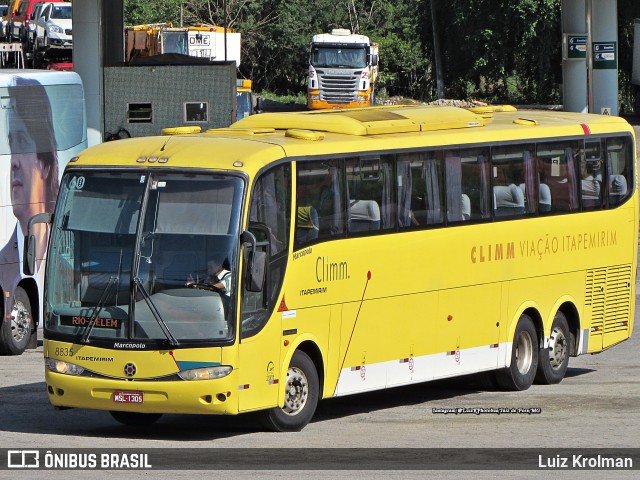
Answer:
317 71 360 104
585 265 632 334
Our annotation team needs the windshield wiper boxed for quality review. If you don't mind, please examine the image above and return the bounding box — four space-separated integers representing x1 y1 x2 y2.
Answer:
80 276 118 344
134 277 179 346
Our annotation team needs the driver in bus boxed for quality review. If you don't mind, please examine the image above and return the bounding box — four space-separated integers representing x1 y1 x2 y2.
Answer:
187 256 232 295
186 256 232 318
205 257 232 295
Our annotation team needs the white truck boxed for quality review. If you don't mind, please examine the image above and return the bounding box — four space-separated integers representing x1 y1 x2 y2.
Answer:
307 28 379 109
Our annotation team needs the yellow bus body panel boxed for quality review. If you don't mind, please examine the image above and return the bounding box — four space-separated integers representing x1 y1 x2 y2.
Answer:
47 105 637 414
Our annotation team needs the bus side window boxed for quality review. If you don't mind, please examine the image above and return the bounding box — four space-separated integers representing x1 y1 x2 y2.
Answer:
346 155 395 233
606 137 633 207
444 151 461 222
296 160 346 245
459 148 491 221
250 165 291 256
580 140 604 211
295 162 320 247
491 144 538 217
445 150 470 223
402 151 444 227
537 140 581 213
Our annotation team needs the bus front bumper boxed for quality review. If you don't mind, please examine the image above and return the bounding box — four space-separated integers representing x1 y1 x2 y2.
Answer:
45 370 240 415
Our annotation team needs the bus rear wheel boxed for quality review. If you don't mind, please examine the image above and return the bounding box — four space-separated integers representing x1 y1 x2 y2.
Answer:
259 350 319 432
535 311 570 384
496 314 538 391
109 411 162 426
0 287 33 356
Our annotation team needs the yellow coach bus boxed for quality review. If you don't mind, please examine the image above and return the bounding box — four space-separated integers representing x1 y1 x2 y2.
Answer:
33 105 637 431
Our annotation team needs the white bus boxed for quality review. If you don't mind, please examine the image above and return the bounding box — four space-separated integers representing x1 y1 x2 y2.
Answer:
0 70 86 355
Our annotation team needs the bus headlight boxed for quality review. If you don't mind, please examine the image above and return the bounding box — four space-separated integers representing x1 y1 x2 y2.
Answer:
178 365 233 381
45 358 85 376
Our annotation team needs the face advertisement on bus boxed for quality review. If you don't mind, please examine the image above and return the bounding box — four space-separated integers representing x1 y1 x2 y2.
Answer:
0 72 86 355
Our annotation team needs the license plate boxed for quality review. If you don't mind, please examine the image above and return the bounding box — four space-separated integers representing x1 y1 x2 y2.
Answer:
113 391 144 404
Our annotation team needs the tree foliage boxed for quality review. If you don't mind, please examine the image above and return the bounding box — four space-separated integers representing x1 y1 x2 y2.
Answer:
124 0 638 107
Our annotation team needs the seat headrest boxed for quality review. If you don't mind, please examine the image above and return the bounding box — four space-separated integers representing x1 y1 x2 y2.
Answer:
494 184 524 207
610 175 627 195
539 183 551 205
350 200 381 221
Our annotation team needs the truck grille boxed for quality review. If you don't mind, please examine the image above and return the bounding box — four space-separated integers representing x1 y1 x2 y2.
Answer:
317 70 360 104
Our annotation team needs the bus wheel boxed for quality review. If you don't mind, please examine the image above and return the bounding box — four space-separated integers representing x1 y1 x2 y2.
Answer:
535 311 570 385
109 411 162 426
259 350 319 432
0 287 33 355
496 314 538 391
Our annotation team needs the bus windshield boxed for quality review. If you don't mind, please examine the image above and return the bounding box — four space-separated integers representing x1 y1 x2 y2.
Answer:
310 45 368 68
44 171 244 346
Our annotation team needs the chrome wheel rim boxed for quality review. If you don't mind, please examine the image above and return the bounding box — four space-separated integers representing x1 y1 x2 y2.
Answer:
10 299 30 344
516 330 533 375
283 366 308 416
548 326 568 370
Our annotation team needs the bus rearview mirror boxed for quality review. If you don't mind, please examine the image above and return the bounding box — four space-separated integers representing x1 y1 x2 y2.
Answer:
23 212 52 276
24 234 36 277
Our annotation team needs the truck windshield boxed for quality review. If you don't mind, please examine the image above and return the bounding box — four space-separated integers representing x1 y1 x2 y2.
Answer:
44 171 244 347
311 45 367 68
162 31 188 55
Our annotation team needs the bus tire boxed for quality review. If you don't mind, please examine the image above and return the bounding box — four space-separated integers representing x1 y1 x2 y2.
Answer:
259 350 319 432
109 411 162 426
0 287 33 356
535 311 570 385
496 314 538 391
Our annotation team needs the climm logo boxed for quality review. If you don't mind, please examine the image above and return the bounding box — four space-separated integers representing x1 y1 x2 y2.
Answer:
316 255 350 282
471 242 515 264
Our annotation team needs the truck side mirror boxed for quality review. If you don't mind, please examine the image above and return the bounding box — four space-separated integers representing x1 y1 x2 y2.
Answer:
24 212 52 276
